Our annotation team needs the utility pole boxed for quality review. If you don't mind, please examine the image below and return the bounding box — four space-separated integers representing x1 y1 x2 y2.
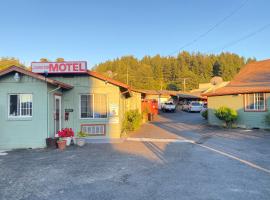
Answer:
182 78 189 92
160 78 163 90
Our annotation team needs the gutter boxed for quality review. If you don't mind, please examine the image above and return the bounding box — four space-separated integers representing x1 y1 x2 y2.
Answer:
48 86 61 94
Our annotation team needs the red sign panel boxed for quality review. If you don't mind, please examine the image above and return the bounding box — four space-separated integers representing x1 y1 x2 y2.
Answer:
31 61 87 74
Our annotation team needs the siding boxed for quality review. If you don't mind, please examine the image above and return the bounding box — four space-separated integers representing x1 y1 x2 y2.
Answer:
52 75 121 138
208 93 270 129
0 73 47 149
52 75 141 138
0 73 142 149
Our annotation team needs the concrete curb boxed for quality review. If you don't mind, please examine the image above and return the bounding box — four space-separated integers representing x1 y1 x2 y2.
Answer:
85 138 125 144
126 137 194 143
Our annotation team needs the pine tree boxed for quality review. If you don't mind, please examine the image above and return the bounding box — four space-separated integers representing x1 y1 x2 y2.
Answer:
94 52 252 91
212 61 222 77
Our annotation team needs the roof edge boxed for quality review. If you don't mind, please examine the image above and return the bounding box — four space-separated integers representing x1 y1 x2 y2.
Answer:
0 66 73 89
87 70 131 90
205 88 270 97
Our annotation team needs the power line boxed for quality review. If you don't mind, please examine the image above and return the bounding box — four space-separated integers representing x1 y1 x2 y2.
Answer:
210 23 270 52
168 0 249 56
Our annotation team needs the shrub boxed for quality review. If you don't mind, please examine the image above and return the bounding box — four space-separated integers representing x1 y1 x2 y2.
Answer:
122 109 142 136
201 109 208 119
214 107 238 128
77 131 88 138
264 112 270 126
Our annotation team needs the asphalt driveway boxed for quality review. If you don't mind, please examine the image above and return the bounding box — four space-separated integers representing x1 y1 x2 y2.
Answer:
131 111 270 170
1 111 270 200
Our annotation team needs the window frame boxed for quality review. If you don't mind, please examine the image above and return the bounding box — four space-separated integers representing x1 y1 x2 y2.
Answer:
8 93 33 119
79 93 108 119
244 93 266 112
80 124 106 136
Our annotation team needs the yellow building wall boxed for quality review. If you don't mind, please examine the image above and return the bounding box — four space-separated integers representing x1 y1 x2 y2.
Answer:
54 75 142 139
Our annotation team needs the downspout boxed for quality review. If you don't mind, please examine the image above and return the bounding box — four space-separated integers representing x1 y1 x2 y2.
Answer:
47 85 61 138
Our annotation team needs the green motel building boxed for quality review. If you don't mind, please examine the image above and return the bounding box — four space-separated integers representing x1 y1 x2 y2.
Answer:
0 61 142 150
206 59 270 129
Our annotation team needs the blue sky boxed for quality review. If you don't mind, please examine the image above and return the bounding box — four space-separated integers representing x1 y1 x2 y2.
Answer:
0 0 269 68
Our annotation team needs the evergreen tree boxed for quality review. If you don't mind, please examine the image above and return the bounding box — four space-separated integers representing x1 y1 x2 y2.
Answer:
212 61 222 77
0 57 24 69
94 52 254 91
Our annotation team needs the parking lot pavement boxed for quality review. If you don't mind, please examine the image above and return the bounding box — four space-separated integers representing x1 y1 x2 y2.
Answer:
1 141 270 200
130 111 207 140
1 111 270 200
131 111 270 170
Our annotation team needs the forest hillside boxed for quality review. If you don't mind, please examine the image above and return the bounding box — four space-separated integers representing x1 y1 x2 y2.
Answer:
94 51 256 91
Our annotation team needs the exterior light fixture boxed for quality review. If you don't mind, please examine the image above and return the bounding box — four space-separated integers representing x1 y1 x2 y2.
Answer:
14 72 20 82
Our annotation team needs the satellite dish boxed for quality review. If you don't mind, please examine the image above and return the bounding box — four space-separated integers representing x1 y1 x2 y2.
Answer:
107 70 113 77
106 70 117 78
210 76 223 85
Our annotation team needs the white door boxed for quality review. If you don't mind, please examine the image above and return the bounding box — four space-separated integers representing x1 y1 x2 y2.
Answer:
54 95 62 135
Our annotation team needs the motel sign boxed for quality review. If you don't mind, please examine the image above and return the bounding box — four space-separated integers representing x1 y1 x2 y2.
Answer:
31 61 87 73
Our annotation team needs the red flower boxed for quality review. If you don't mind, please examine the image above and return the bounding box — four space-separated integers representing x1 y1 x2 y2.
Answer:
57 128 74 137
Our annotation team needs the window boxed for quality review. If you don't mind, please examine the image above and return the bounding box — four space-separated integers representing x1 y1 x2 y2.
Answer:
191 102 201 106
94 94 107 118
9 94 33 117
80 94 107 118
81 124 106 136
244 93 266 111
81 94 93 118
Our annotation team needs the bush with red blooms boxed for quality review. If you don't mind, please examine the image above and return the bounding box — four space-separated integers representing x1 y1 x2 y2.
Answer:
57 128 74 137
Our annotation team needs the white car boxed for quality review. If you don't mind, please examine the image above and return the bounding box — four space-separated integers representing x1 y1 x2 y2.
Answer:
161 102 176 112
186 101 203 112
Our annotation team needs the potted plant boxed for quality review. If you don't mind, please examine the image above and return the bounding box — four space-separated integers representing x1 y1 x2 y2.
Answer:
46 137 58 148
76 131 88 147
57 128 74 146
57 138 66 150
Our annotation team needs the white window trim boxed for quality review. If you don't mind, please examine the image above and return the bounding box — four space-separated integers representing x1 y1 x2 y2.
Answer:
81 124 106 136
79 93 108 119
244 93 266 112
8 93 33 119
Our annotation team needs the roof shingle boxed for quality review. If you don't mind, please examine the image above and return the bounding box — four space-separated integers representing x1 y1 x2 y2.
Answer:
205 59 270 97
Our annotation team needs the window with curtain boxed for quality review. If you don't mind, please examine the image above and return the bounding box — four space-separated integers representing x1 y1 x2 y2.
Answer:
245 93 265 111
9 94 33 117
80 94 107 118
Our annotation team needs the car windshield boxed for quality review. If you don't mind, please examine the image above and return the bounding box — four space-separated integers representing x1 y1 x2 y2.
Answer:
191 102 201 106
165 102 173 105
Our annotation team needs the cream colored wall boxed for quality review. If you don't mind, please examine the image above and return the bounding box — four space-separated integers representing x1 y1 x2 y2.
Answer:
119 91 142 133
125 91 142 112
53 75 123 139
